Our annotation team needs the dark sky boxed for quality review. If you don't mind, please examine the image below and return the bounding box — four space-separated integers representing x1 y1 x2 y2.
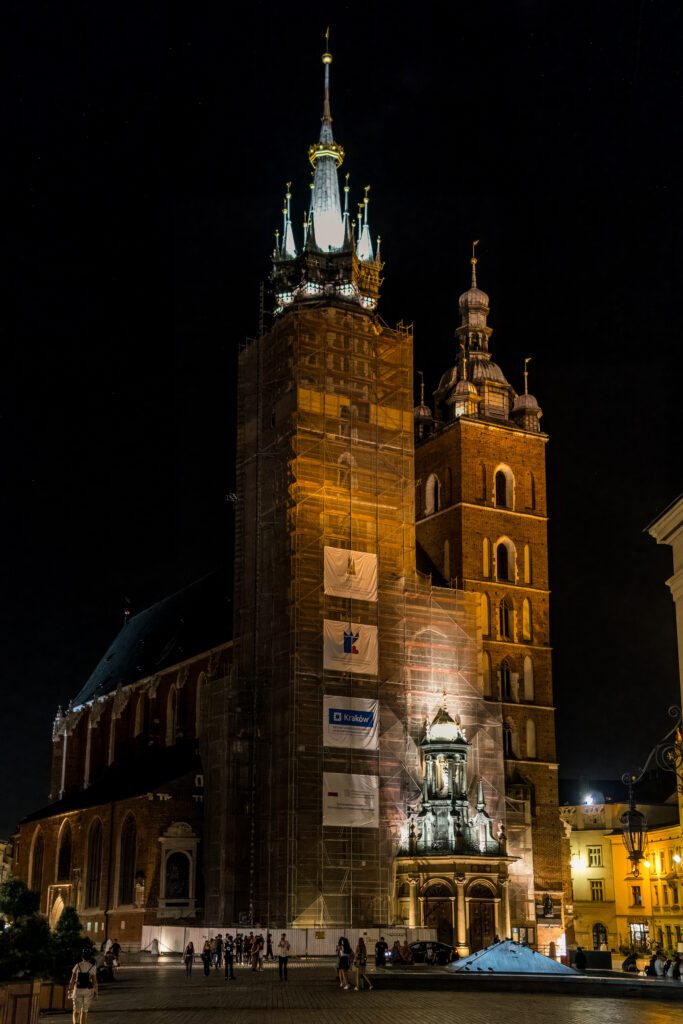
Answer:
4 1 682 837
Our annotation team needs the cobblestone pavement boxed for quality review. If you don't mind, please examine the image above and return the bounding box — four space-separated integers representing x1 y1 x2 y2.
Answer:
42 961 674 1024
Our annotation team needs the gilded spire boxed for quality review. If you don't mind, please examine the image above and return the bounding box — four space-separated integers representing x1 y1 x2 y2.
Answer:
282 182 297 258
524 357 531 395
356 185 374 261
471 239 479 287
306 33 345 252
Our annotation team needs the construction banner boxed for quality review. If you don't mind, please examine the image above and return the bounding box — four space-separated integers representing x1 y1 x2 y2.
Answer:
323 547 378 602
323 695 379 750
323 620 378 676
323 772 379 828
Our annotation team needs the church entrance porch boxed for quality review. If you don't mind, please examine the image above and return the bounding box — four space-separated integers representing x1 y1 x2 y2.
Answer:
422 884 453 945
469 898 496 951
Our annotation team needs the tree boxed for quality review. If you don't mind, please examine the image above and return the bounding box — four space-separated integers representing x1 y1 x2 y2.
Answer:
0 879 51 982
51 906 94 985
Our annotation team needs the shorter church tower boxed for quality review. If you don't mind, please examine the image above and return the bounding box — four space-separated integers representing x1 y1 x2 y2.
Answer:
396 701 511 952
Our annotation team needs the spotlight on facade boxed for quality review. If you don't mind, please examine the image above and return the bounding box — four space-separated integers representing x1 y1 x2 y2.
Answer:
570 856 582 870
674 855 682 864
584 795 594 805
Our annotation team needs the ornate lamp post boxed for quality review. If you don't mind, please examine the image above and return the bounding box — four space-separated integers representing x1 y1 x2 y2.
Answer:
620 705 683 875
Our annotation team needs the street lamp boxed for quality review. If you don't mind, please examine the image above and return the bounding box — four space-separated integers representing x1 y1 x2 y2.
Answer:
620 706 682 875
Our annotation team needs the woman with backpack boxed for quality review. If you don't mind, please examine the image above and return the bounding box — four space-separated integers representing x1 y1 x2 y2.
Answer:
67 949 98 1024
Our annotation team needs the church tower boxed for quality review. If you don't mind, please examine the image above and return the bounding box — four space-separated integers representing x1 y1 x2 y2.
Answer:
414 250 567 950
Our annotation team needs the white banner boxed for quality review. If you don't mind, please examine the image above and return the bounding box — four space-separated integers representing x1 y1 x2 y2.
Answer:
323 620 378 676
323 772 379 828
323 696 379 750
324 547 378 601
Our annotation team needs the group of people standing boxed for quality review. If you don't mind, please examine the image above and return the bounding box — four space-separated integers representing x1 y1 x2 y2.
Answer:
336 936 373 990
183 932 292 981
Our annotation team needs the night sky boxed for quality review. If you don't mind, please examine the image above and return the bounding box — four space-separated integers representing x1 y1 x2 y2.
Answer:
4 2 681 837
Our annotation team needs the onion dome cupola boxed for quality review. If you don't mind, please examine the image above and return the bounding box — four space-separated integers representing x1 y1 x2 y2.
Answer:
271 34 383 315
511 358 543 432
413 371 434 440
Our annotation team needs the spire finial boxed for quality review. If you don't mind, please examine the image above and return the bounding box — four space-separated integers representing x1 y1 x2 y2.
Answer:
322 27 332 124
418 369 425 405
344 172 350 213
524 357 531 395
471 239 479 288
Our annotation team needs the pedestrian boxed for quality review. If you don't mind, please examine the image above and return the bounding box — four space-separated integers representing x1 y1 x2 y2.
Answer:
277 932 290 982
67 948 98 1024
110 939 121 966
353 936 372 990
667 953 681 980
224 934 235 980
374 935 388 967
574 947 587 971
214 934 224 970
183 941 194 977
337 936 352 989
399 939 413 964
235 933 243 964
654 950 666 978
266 931 274 960
245 932 253 965
201 940 212 976
252 933 264 971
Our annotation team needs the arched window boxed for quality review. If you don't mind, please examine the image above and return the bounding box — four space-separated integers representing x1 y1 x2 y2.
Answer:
165 852 190 899
30 829 44 894
498 659 512 700
592 923 608 951
425 473 440 515
522 598 532 640
85 819 103 908
494 465 514 508
482 651 492 697
526 718 537 759
118 814 137 906
443 539 450 580
479 463 487 501
527 472 536 510
499 597 513 639
524 544 532 584
57 821 72 882
483 538 491 578
481 593 491 636
523 656 534 701
503 722 514 758
166 686 178 746
496 543 509 580
134 694 145 737
337 452 357 489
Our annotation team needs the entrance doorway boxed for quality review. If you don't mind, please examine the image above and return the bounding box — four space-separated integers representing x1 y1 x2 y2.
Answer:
423 884 453 945
468 884 496 951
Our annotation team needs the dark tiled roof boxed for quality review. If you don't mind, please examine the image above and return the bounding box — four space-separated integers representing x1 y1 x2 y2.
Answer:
559 773 676 807
20 741 202 824
72 570 232 705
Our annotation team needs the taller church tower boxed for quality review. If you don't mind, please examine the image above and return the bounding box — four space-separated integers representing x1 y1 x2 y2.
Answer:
414 250 567 948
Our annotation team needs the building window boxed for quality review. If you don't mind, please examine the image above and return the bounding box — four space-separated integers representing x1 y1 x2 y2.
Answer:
118 814 137 906
523 544 532 584
587 846 603 868
523 656 534 701
483 538 491 578
85 820 103 909
663 884 669 905
499 660 512 700
496 543 509 580
629 922 649 947
499 597 513 639
425 473 440 515
503 723 513 757
592 923 607 950
165 852 190 899
631 885 642 907
482 651 492 697
494 465 514 508
57 822 72 882
653 884 659 905
481 593 491 636
590 880 605 902
527 472 536 510
522 598 532 640
526 718 537 759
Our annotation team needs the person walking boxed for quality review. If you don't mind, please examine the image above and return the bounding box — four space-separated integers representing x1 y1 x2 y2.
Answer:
266 931 274 961
67 949 98 1024
244 932 253 966
277 933 290 982
353 936 372 990
337 936 352 989
235 933 243 965
201 940 212 976
224 934 235 980
183 941 194 977
252 933 264 971
374 936 388 967
214 934 224 970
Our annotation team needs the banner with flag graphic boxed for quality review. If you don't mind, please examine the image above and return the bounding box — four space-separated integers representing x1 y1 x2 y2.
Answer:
324 547 377 602
323 772 379 828
323 695 379 749
323 620 378 675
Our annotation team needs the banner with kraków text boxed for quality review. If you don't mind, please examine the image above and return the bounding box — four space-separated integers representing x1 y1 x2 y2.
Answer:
323 696 379 749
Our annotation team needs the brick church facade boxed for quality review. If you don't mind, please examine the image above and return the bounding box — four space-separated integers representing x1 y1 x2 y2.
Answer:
13 46 568 954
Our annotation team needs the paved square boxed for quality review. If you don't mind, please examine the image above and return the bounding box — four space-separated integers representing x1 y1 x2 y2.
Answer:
41 961 674 1024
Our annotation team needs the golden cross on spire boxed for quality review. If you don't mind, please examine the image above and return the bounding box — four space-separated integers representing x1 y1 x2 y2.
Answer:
471 239 479 263
524 356 531 395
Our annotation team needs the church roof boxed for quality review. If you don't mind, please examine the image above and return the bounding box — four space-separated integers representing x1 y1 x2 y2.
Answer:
448 939 575 974
71 570 232 706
